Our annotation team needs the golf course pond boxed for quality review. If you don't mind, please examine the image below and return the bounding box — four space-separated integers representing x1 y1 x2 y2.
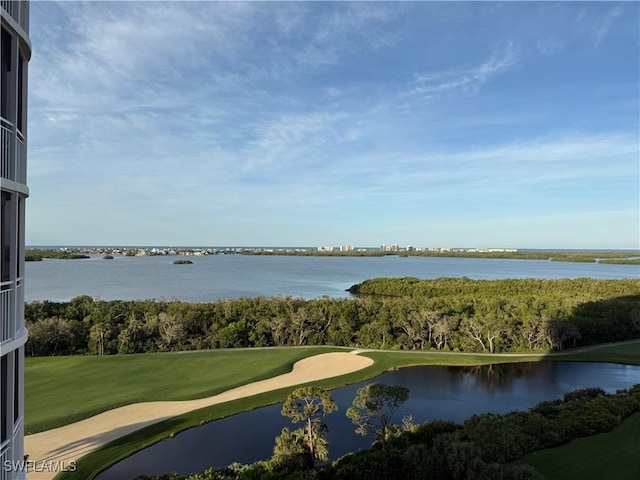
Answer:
96 361 640 479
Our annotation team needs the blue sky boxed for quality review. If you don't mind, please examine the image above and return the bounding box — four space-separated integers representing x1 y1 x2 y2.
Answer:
27 1 639 249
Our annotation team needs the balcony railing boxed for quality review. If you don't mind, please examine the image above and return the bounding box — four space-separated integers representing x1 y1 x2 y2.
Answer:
15 277 23 331
0 118 25 184
0 281 14 343
0 443 9 480
0 120 12 181
16 130 25 184
0 0 29 35
12 416 23 450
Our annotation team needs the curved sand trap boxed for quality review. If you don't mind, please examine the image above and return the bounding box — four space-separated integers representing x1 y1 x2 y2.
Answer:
24 351 373 480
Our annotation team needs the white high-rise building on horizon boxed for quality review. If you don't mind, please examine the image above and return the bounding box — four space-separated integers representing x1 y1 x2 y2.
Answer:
1 1 30 478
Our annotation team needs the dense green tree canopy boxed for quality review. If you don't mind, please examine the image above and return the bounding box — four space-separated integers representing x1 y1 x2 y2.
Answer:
25 278 640 356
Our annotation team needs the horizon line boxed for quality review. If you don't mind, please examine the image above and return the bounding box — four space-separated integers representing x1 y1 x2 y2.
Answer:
25 245 640 252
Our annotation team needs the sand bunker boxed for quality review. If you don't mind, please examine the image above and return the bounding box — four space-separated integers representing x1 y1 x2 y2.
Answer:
24 351 374 480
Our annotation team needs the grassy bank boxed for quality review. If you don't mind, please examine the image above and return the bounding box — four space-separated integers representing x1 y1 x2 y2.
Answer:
552 340 640 364
45 340 639 480
521 412 640 480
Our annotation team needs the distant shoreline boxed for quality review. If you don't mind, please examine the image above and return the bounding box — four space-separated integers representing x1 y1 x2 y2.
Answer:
24 246 640 265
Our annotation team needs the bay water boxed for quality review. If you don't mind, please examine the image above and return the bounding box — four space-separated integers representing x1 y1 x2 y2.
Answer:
25 254 639 303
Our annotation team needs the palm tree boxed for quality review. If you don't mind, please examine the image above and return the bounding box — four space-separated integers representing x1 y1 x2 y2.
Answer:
90 322 111 355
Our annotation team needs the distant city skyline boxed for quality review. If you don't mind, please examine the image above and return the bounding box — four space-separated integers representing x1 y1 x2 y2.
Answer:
25 244 637 254
27 2 639 249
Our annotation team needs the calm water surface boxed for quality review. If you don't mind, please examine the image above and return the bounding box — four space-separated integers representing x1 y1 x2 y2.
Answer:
96 361 640 480
25 254 639 302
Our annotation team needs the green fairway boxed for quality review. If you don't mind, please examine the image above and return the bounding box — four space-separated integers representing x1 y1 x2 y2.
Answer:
552 341 640 365
521 412 640 480
361 351 545 369
25 346 343 433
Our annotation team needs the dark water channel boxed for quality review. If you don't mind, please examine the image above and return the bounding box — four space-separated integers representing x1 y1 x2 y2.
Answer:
96 361 640 479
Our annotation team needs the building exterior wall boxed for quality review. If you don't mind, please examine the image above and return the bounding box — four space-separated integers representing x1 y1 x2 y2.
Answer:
0 2 29 479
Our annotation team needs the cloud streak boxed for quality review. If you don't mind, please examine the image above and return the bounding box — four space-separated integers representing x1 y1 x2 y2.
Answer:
593 5 624 48
407 43 519 99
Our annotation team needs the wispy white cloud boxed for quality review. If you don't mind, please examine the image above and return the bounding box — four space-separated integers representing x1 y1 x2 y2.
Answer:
239 110 358 172
308 132 639 204
406 43 519 99
31 2 255 104
593 5 624 48
28 1 402 174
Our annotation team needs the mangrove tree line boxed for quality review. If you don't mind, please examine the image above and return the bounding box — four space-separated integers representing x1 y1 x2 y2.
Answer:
25 277 640 356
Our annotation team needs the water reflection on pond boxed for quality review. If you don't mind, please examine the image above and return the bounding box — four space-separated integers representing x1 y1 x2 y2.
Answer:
97 361 640 480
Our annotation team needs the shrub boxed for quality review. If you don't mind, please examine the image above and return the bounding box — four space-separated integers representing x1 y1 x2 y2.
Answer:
478 464 544 480
563 387 606 403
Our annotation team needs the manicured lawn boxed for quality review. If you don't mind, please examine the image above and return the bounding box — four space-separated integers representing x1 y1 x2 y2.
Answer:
522 412 640 480
553 340 640 365
25 346 344 433
361 351 544 370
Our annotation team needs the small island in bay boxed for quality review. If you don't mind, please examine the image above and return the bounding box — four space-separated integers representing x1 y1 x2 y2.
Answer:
102 255 114 260
25 248 90 261
173 259 193 265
